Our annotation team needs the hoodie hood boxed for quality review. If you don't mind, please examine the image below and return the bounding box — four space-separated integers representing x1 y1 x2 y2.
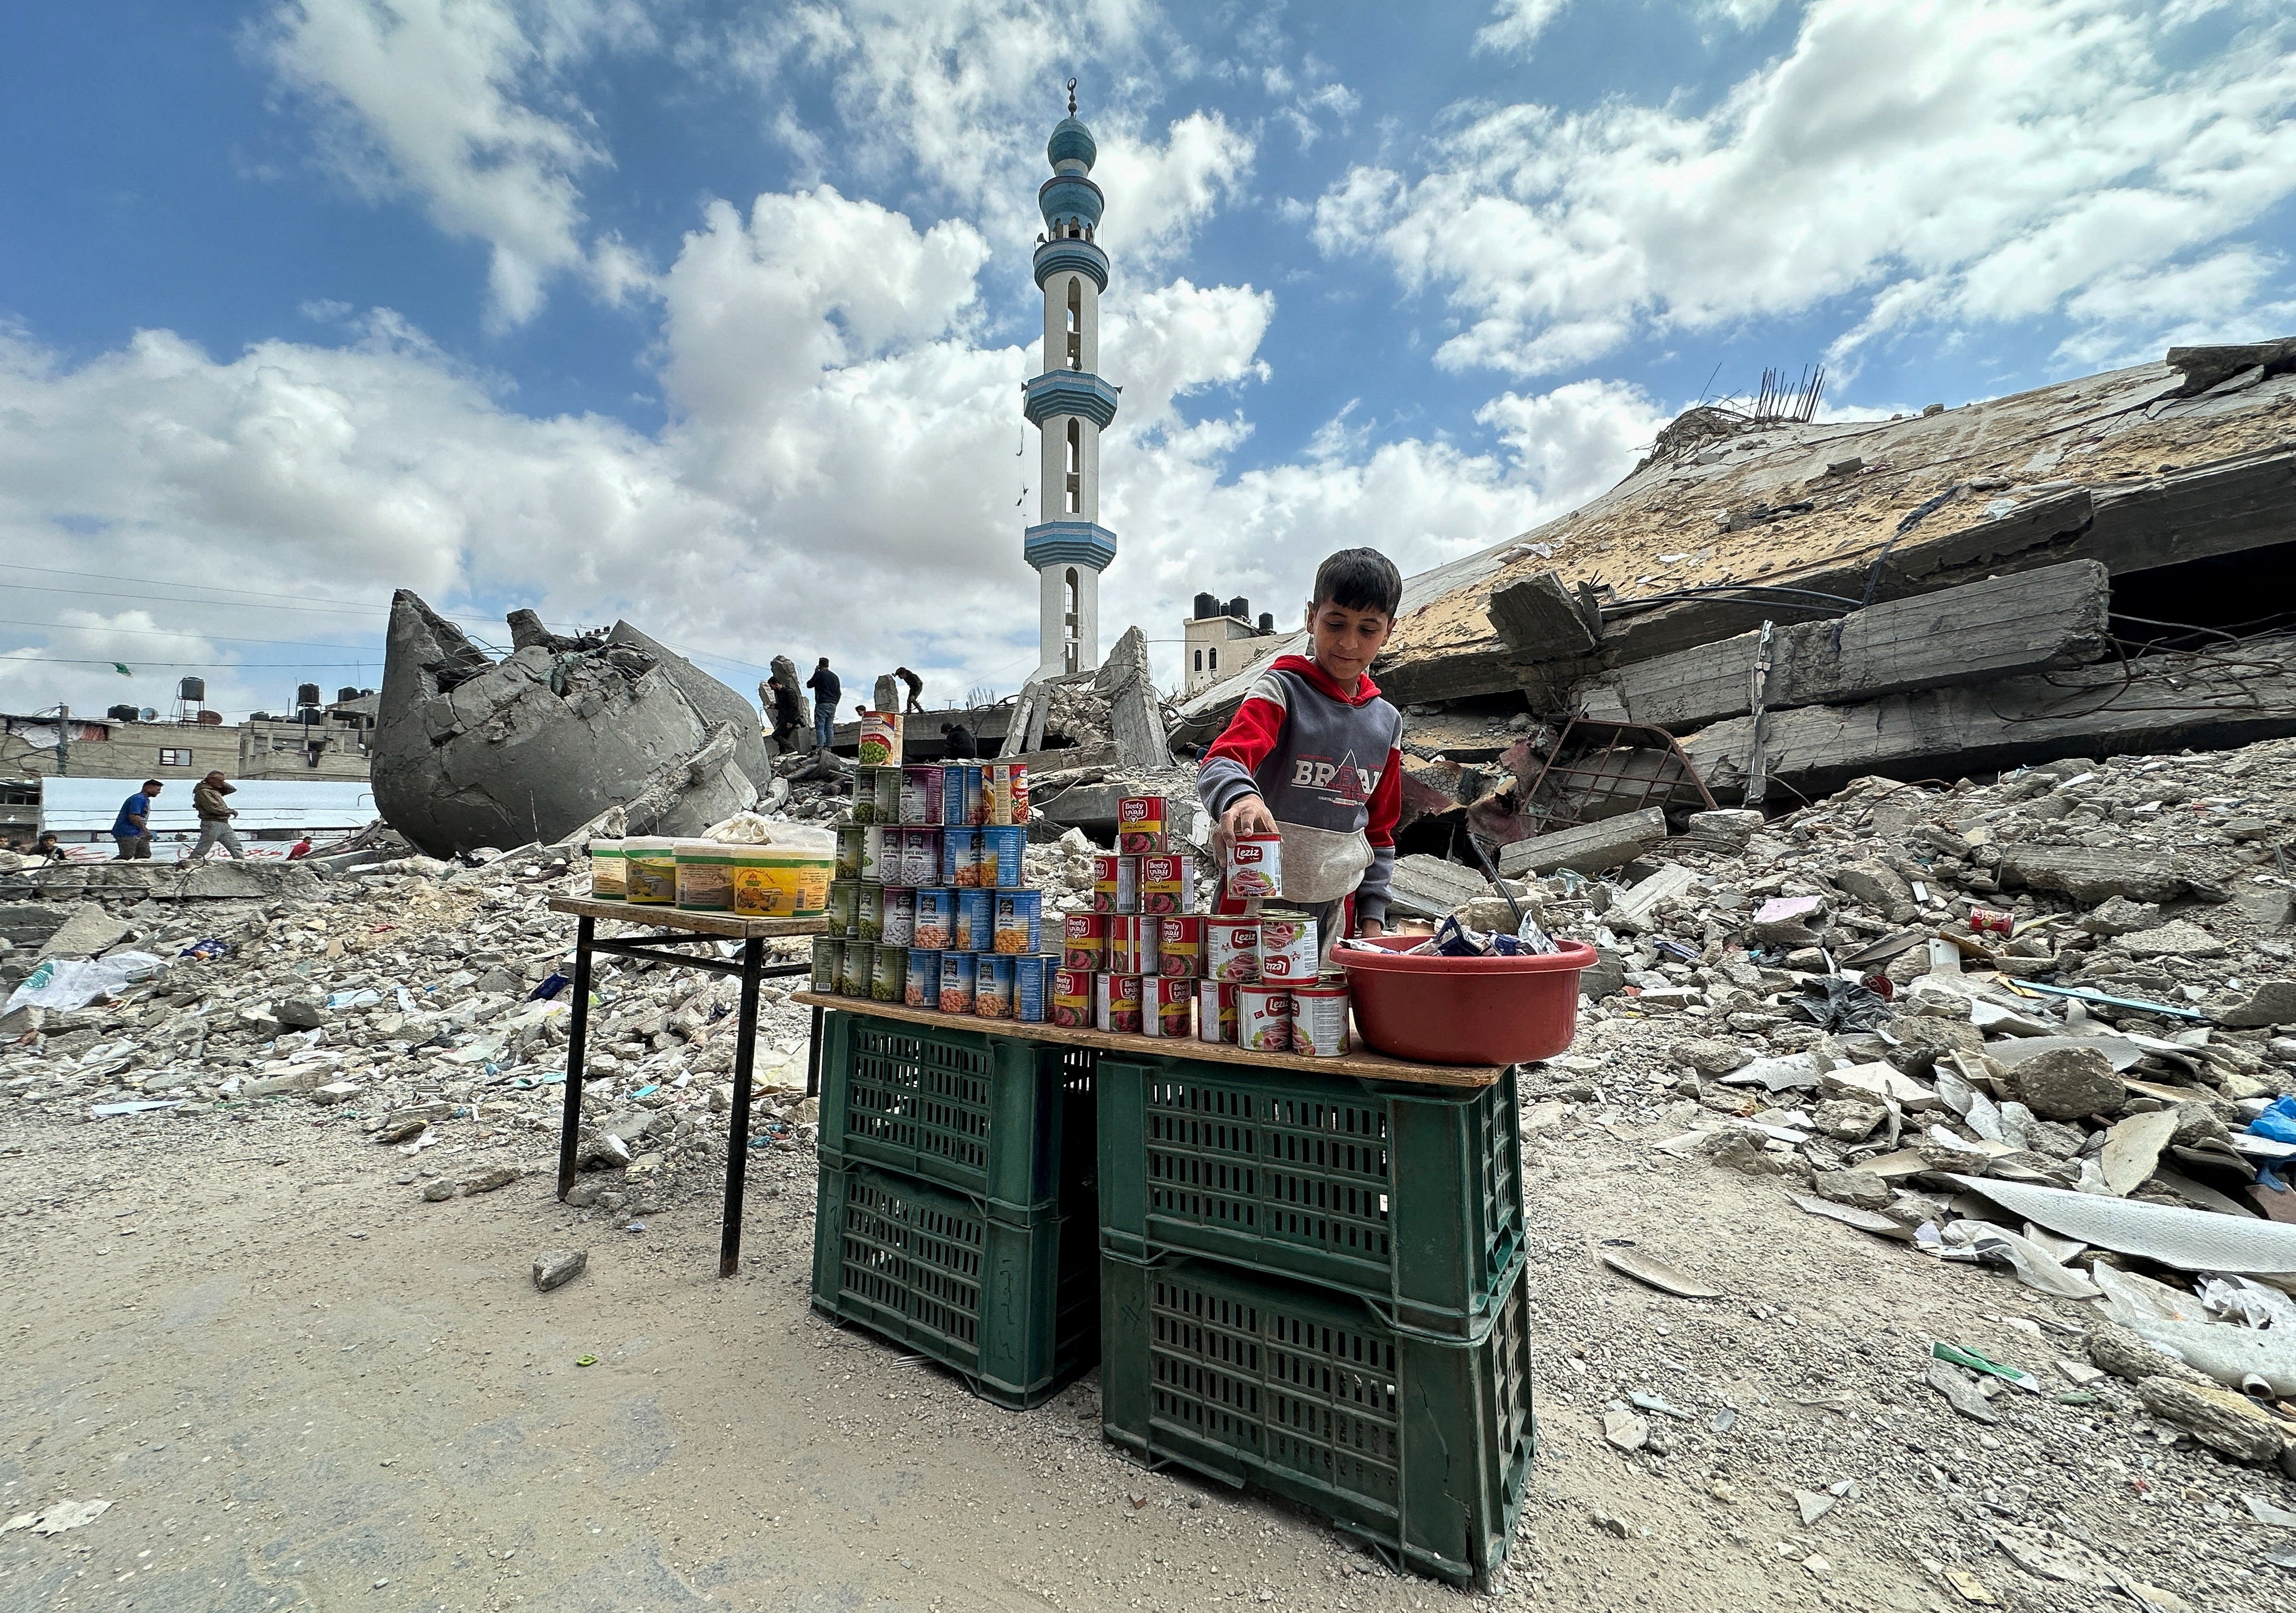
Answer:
1271 653 1383 707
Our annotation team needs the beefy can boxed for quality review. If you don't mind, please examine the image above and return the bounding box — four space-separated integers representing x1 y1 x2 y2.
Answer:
905 949 941 1009
1093 853 1137 914
938 951 978 1014
1107 914 1159 978
1225 832 1282 900
1289 976 1350 1057
1146 976 1195 1039
1118 794 1167 855
1139 853 1199 915
1257 909 1319 982
985 762 1030 827
1158 916 1206 977
1197 979 1237 1044
1238 983 1292 1052
1096 972 1144 1035
1206 915 1261 982
1060 912 1108 972
913 888 955 950
1970 906 2015 937
1051 967 1094 1028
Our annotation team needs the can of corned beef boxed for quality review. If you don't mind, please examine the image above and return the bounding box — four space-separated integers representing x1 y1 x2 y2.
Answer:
1237 983 1292 1052
1139 853 1199 914
1146 976 1195 1039
1206 915 1261 982
1096 972 1144 1035
1118 794 1167 855
1108 914 1160 978
1052 967 1093 1028
1225 832 1282 900
1093 853 1138 914
1970 907 2015 937
986 762 1030 827
1289 975 1351 1057
1197 979 1237 1043
1061 912 1108 972
1257 909 1319 983
1158 916 1205 977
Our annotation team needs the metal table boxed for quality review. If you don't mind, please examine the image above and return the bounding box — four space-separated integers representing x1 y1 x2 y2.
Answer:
547 896 828 1276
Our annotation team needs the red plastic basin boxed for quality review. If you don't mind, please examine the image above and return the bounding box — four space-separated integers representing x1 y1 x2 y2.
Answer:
1335 935 1596 1066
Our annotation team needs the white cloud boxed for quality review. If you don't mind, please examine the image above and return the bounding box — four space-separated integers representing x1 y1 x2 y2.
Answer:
1318 0 2296 375
1476 0 1572 57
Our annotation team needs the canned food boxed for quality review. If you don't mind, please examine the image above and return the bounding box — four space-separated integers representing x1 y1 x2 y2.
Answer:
858 710 901 767
870 945 907 1004
1970 906 2015 937
902 827 940 888
1258 909 1319 982
849 769 878 825
975 955 1015 1019
1206 915 1261 982
1052 967 1094 1028
826 879 859 938
913 888 956 950
1289 976 1351 1057
905 948 941 1008
872 764 902 824
1139 853 1199 914
1118 794 1167 855
980 826 1026 888
938 951 978 1015
1107 914 1159 978
1238 983 1292 1052
993 890 1042 955
940 765 977 830
1197 979 1237 1043
1060 912 1108 972
1158 916 1206 977
952 888 993 953
674 840 735 912
1146 975 1195 1039
1014 954 1050 1023
811 935 841 994
986 762 1031 826
859 824 887 884
834 822 867 883
856 881 885 943
588 840 626 898
962 765 986 827
622 838 678 904
942 827 982 889
1226 832 1282 900
1096 972 1145 1035
900 765 944 826
839 941 874 998
1093 853 1138 914
882 886 917 948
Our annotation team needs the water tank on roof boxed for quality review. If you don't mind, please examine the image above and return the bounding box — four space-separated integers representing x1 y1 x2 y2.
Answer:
178 676 206 702
337 686 360 704
196 709 223 725
296 683 321 709
1192 592 1217 621
106 703 138 721
1224 596 1247 620
1257 613 1274 634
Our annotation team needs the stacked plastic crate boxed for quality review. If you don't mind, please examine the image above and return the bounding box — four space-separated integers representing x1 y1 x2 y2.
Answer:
1093 1054 1538 1588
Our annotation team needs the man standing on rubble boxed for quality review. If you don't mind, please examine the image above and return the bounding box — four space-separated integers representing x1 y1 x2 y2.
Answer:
770 679 806 753
805 657 840 751
111 779 161 860
893 666 925 713
190 770 248 861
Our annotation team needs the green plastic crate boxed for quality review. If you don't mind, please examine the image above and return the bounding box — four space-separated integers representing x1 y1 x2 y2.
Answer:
811 1150 1098 1409
1096 1056 1524 1338
820 1012 1096 1213
1100 1251 1536 1588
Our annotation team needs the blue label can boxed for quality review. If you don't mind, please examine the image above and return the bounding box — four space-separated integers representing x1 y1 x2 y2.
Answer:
992 889 1042 955
938 951 977 1013
1014 954 1049 1023
913 888 956 950
905 948 940 1009
981 826 1026 889
954 888 995 953
942 827 982 889
975 954 1015 1019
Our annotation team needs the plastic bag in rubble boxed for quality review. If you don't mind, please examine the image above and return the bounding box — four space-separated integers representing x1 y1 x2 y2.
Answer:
1427 913 1561 958
2092 1261 2296 1397
1795 975 1894 1033
5 951 166 1015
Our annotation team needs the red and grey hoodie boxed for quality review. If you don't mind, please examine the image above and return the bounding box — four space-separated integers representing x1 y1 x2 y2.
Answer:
1195 654 1404 925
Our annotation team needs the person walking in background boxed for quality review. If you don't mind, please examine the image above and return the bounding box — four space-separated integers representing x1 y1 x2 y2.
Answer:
806 657 841 750
191 770 248 861
112 779 161 860
893 666 925 713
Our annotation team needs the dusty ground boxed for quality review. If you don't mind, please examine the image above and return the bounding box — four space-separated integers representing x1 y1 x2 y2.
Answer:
6 1063 2288 1613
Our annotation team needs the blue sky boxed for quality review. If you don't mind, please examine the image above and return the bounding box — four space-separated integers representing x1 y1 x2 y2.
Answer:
3 0 2293 721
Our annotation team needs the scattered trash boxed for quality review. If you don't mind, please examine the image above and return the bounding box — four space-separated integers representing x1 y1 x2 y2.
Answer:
1933 1341 2040 1394
574 1355 597 1367
1598 1248 1723 1299
0 1499 112 1536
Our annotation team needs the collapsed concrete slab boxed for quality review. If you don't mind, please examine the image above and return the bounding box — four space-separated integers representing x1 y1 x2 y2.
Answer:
372 592 760 858
20 862 329 902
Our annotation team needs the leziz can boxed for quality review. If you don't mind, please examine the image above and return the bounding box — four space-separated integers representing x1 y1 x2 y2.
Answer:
1206 916 1261 982
1146 976 1195 1039
942 827 982 889
1158 916 1206 977
881 886 917 948
975 955 1015 1019
870 945 907 1005
981 826 1026 888
826 879 859 938
1197 979 1237 1043
1052 967 1093 1028
938 951 978 1015
1060 912 1108 972
954 888 994 954
834 822 867 883
903 828 941 888
856 880 885 942
900 765 944 826
986 762 1030 826
1093 853 1137 914
1096 972 1144 1035
1014 955 1049 1023
993 890 1042 955
913 888 955 949
1289 976 1351 1057
811 936 841 994
1138 853 1199 914
1225 833 1282 900
1118 794 1167 855
840 941 874 998
1257 909 1319 982
1107 914 1159 977
905 949 940 1009
1238 983 1292 1052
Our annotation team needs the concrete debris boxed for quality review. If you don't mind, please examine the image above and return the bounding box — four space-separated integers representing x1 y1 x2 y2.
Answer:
532 1247 588 1291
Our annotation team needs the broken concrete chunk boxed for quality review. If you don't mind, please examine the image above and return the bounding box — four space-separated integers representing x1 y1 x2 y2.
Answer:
1819 1061 1936 1109
2216 980 2296 1031
532 1248 588 1291
1497 807 1668 877
1833 861 1917 923
2113 920 2227 962
34 903 132 961
1992 846 2223 906
309 1081 364 1106
1811 1169 1893 1211
2007 1046 2126 1122
274 996 327 1030
1671 1037 1754 1076
1685 808 1765 847
2098 1109 2180 1197
1809 1099 1885 1142
461 1164 521 1195
1926 1360 2000 1424
2081 896 2160 936
2134 1376 2294 1465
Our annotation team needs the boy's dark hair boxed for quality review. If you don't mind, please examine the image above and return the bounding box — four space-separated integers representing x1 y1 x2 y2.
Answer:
1309 548 1403 619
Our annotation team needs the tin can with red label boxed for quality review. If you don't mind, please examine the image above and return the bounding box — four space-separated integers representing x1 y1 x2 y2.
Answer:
1225 833 1281 900
1206 915 1260 982
1289 975 1351 1058
1096 972 1144 1035
1257 909 1319 983
1158 916 1205 977
1238 983 1292 1052
986 762 1030 827
1051 967 1094 1028
1106 914 1160 978
1118 794 1167 855
1139 853 1199 914
1061 912 1108 972
1969 906 2015 937
1197 980 1237 1043
1146 976 1195 1039
1093 853 1138 914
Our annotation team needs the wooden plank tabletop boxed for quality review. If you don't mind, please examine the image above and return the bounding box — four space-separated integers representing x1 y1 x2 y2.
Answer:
548 896 831 939
790 991 1507 1089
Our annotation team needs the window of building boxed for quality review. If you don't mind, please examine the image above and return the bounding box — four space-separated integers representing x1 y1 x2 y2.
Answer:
158 748 191 767
1192 649 1202 672
1065 278 1082 369
1064 420 1082 513
1208 647 1217 671
1063 568 1080 674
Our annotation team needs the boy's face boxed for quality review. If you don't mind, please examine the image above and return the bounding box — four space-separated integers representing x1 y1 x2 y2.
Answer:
1306 600 1393 686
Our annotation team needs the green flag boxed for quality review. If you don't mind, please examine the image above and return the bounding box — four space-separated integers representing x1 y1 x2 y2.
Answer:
113 663 132 676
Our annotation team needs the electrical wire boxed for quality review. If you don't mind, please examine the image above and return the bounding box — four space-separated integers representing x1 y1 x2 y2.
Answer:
0 618 382 652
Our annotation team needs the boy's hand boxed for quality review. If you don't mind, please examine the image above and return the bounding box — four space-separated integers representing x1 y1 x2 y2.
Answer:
1220 795 1277 842
1358 918 1385 938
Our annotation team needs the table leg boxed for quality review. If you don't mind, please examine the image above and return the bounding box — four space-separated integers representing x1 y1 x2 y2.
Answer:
805 1002 824 1099
556 916 594 1201
719 935 765 1278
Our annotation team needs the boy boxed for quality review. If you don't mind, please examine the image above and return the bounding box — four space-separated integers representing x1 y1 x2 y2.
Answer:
1197 548 1405 946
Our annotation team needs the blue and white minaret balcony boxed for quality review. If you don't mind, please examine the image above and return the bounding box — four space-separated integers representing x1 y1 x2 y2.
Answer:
1023 520 1118 572
1023 370 1120 430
